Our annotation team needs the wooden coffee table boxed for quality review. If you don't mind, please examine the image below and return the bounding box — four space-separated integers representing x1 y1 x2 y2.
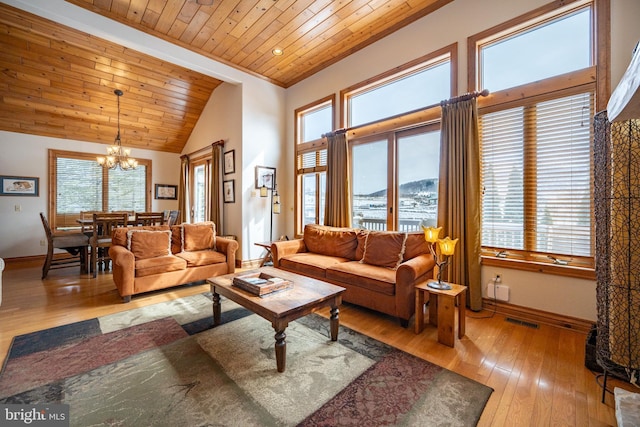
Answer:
207 267 346 372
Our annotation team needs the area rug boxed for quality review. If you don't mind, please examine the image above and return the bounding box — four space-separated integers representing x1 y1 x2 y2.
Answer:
0 293 492 426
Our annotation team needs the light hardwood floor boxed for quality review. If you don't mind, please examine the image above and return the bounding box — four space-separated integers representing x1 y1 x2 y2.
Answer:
0 262 632 426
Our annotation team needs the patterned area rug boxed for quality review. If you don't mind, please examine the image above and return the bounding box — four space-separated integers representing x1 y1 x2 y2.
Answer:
0 294 492 426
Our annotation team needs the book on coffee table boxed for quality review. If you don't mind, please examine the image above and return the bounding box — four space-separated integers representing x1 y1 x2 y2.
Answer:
232 272 293 296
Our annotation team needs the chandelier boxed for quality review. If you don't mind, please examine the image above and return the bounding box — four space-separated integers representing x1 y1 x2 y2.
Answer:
97 89 138 170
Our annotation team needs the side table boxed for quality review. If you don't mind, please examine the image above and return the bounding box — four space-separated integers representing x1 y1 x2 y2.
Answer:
254 241 274 266
415 281 467 347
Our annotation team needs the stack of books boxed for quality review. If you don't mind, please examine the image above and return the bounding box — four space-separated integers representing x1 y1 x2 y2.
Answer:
232 272 292 296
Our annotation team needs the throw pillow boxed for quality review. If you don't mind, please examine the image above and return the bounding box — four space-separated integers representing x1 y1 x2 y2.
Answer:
126 229 172 260
360 231 408 270
403 231 432 261
182 222 216 252
303 224 358 259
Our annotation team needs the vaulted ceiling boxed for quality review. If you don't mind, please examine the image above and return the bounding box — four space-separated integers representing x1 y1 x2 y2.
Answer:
0 0 451 153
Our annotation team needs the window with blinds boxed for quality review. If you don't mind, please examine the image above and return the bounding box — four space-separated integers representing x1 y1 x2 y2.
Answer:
49 149 151 230
295 95 334 234
480 92 593 260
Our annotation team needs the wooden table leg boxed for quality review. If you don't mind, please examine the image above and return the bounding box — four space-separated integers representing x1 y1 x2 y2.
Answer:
415 288 425 334
459 289 466 339
429 292 438 326
274 327 287 372
330 305 340 341
437 294 455 347
212 289 221 326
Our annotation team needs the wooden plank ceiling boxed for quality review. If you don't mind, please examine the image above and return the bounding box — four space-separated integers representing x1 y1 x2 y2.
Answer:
0 3 223 153
0 0 452 152
67 0 452 87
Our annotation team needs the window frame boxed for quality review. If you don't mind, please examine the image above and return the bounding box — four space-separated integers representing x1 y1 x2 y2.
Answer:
188 154 211 223
48 149 151 231
341 44 457 129
294 95 335 236
468 0 609 279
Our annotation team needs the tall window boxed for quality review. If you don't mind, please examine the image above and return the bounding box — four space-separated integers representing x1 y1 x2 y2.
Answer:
345 48 454 231
295 96 334 235
49 150 151 230
189 157 210 223
470 0 598 268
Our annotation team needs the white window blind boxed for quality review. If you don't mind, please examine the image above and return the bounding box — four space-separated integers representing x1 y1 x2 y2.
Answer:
108 166 147 212
480 92 593 258
298 149 327 171
57 157 103 213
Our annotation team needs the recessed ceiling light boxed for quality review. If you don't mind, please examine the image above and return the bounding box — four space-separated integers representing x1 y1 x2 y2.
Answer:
272 48 284 56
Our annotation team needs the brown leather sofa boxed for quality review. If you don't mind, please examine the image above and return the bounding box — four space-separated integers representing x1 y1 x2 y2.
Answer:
271 224 435 326
109 222 238 302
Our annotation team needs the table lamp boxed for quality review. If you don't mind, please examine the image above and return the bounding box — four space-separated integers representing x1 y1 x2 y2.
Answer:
422 226 458 290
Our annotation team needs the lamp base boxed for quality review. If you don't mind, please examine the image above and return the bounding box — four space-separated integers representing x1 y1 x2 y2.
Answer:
427 279 452 290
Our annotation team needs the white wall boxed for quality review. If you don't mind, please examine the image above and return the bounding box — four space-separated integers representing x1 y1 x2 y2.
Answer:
284 0 640 322
0 131 180 258
182 78 287 262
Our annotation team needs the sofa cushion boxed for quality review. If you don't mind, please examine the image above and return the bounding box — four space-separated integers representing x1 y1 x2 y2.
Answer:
357 230 407 269
303 224 358 259
327 261 396 296
126 229 172 260
403 231 431 261
176 250 227 267
279 252 351 279
182 222 216 252
135 255 187 277
112 225 170 247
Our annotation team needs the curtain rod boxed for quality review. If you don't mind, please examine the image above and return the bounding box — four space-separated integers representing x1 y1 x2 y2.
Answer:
323 89 489 138
187 140 224 158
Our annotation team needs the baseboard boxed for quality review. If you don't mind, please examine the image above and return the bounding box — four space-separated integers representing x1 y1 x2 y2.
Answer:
2 255 44 269
482 298 594 334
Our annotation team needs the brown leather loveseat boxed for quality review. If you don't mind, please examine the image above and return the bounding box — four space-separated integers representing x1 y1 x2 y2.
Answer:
109 222 238 302
271 224 435 326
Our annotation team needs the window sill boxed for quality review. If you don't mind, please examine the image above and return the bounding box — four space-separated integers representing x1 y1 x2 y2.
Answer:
481 256 595 281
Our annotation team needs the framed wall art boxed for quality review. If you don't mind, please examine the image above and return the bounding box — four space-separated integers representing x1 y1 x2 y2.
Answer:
0 175 39 196
224 149 235 174
223 179 235 203
255 166 276 190
155 184 178 200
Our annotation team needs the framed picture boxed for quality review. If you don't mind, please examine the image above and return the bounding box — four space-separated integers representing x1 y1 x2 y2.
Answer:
255 166 276 190
224 149 235 174
223 179 235 203
155 184 177 200
0 175 39 196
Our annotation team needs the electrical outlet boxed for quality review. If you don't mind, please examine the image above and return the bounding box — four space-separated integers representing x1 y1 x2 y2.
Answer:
14 204 21 212
40 239 46 246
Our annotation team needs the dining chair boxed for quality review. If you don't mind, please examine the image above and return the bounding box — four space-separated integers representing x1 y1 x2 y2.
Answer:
135 212 165 226
166 210 179 226
79 210 100 234
39 212 89 279
90 212 128 278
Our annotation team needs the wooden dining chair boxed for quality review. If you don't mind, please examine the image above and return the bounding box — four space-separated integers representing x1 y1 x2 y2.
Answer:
40 212 89 279
135 212 165 226
90 212 128 278
79 210 100 234
166 210 179 226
